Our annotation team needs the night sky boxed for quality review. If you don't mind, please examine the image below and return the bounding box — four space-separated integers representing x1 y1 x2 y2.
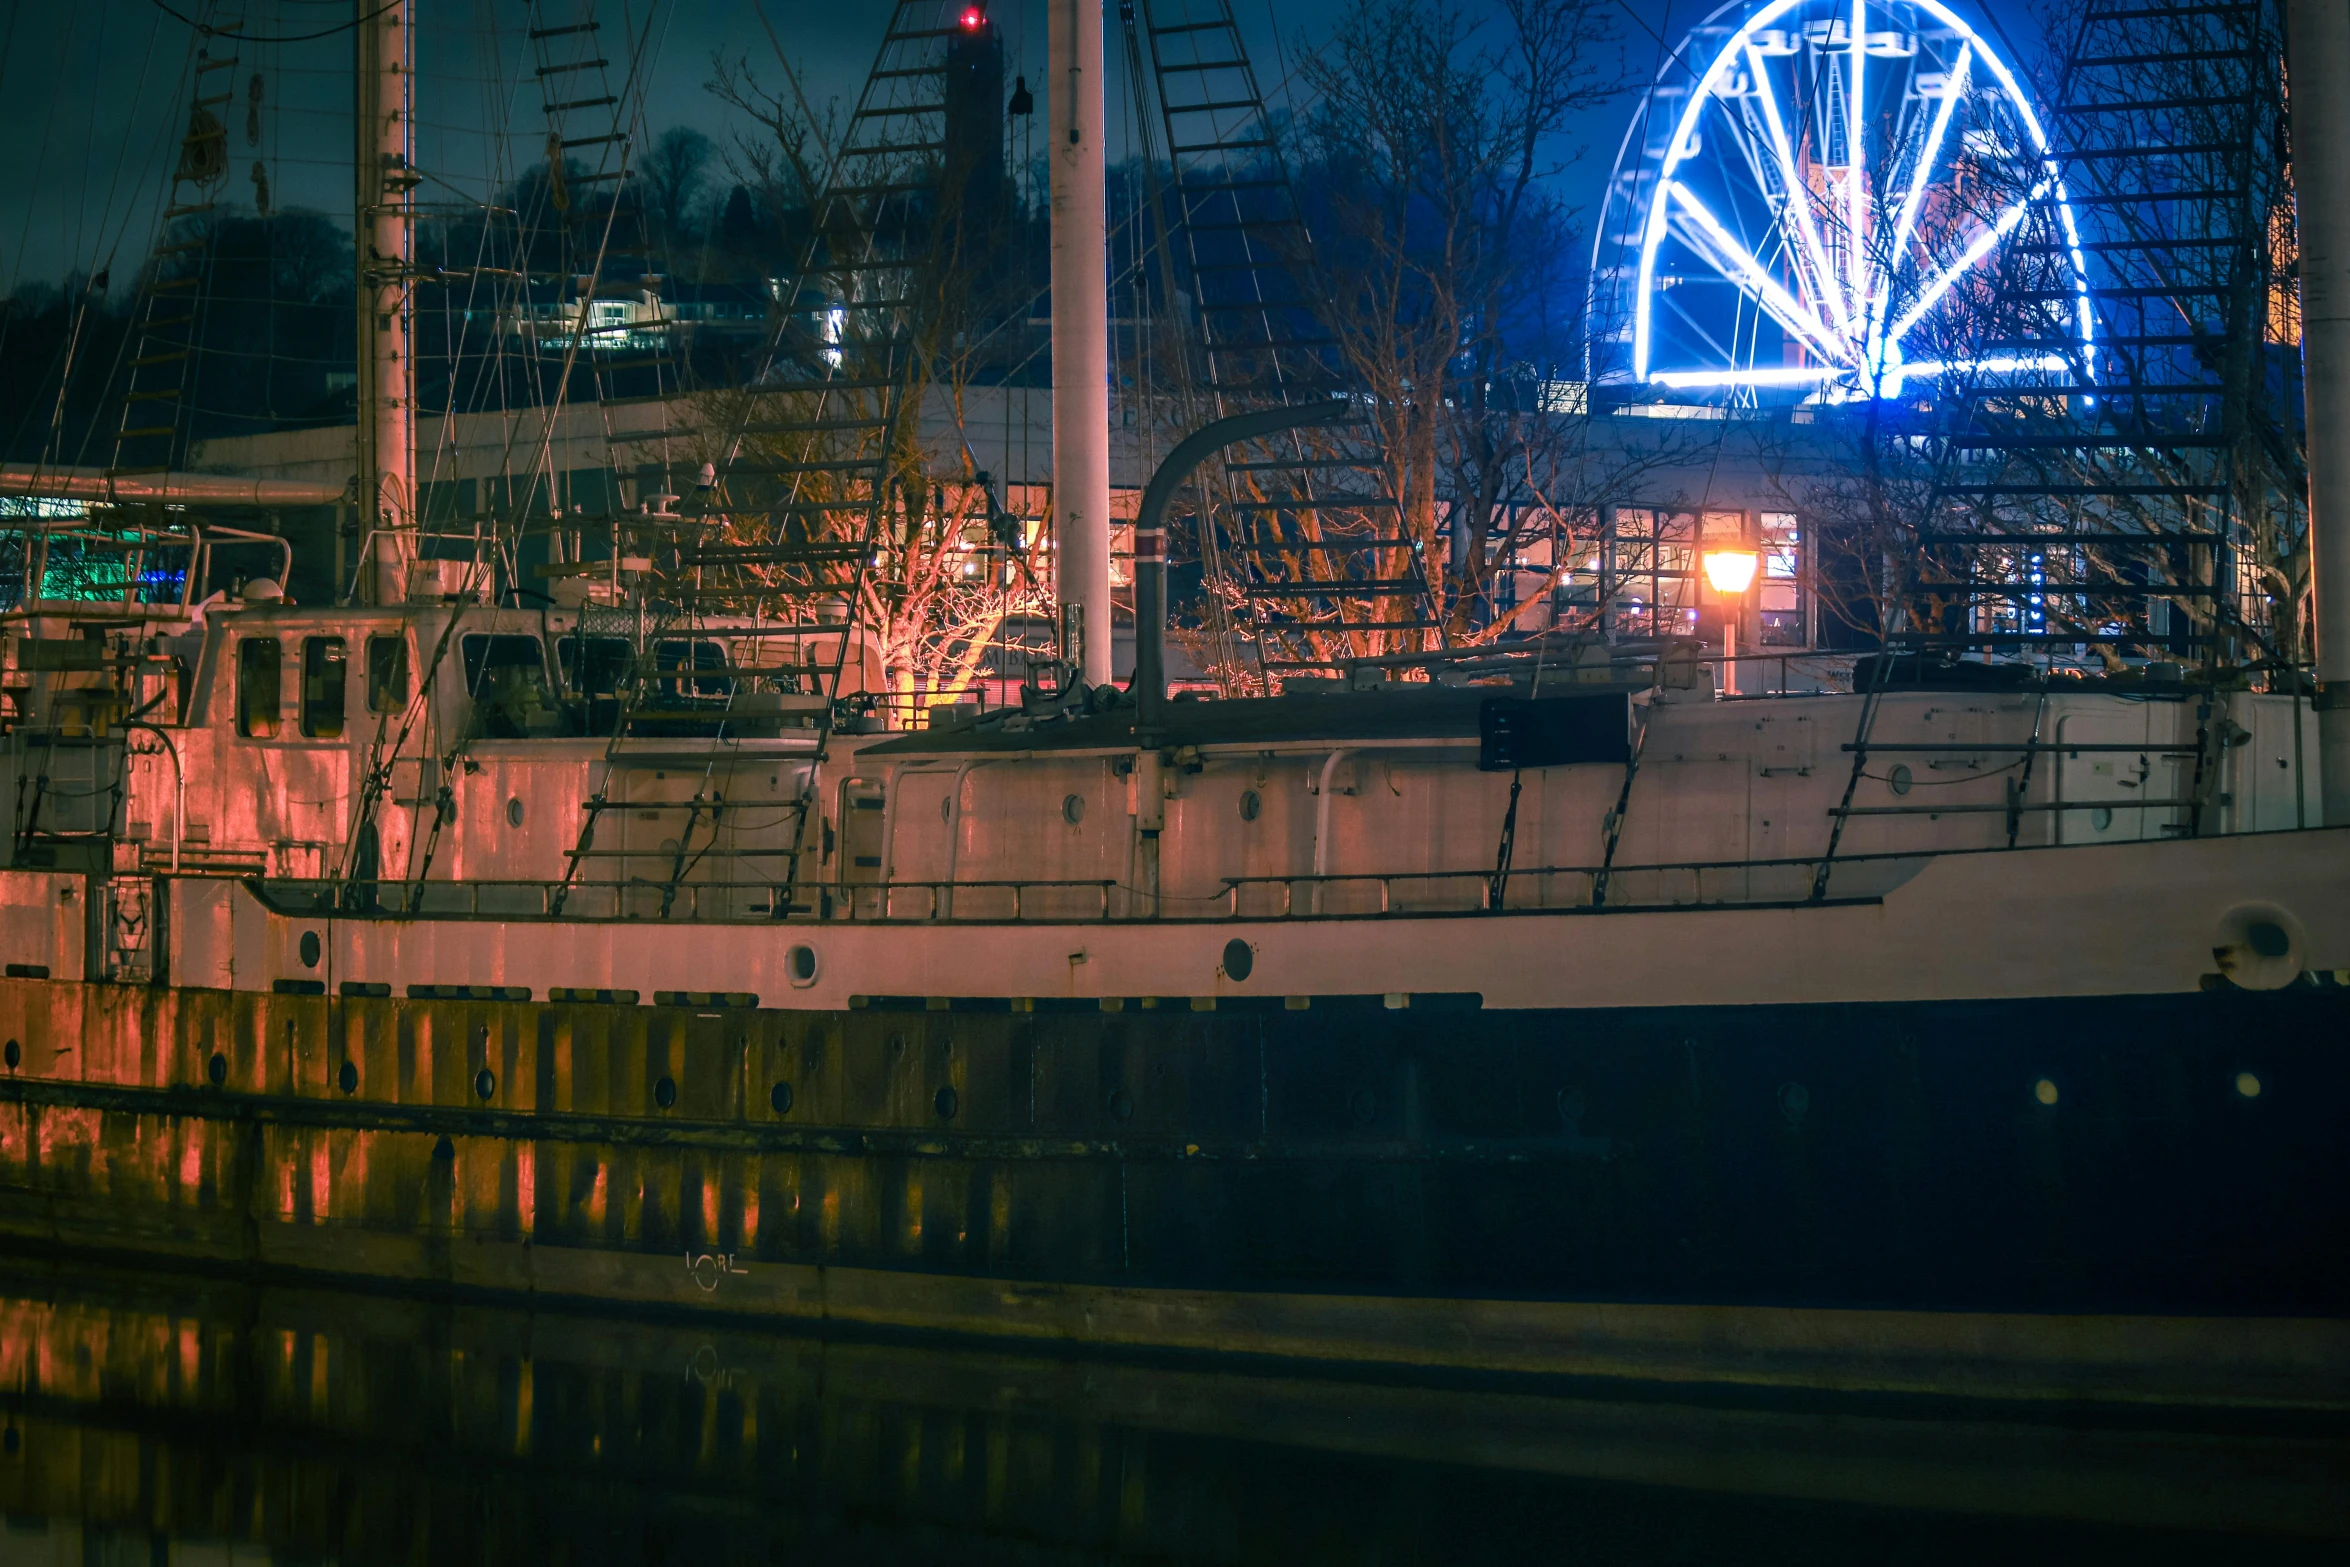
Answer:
0 1 2045 297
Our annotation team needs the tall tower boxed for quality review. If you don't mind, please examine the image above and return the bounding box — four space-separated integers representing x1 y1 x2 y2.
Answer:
353 0 416 604
945 7 1008 228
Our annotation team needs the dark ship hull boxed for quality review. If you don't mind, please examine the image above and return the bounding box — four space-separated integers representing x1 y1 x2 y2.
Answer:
0 964 2341 1397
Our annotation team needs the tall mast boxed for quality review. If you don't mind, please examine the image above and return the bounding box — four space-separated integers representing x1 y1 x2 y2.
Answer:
1050 0 1111 685
2291 0 2350 821
354 0 416 605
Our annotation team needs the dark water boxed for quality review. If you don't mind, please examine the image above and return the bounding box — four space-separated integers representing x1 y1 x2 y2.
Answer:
0 1260 2335 1566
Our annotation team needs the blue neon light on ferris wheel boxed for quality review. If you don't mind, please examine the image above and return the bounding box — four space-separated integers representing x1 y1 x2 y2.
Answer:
1603 0 2092 398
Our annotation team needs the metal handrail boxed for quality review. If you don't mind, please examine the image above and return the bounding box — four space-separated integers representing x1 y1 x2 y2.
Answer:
238 847 1954 925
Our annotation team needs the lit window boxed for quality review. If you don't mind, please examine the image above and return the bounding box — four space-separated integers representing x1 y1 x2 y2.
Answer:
1758 511 1805 647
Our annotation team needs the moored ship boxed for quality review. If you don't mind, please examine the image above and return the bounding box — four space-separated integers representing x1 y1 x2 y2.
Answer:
0 0 2343 1394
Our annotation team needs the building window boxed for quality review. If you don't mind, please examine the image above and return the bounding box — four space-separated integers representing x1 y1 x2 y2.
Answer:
365 635 409 714
1759 511 1806 647
300 637 347 738
1606 508 1698 641
236 638 281 739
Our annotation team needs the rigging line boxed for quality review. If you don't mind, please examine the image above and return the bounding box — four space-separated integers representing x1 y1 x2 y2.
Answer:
49 7 186 472
499 0 674 555
746 0 832 180
144 0 404 46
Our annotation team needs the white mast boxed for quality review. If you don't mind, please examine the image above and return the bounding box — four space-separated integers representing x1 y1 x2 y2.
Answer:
354 0 416 605
1050 0 1111 685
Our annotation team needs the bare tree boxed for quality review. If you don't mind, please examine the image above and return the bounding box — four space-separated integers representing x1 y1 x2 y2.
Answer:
671 36 1045 722
1288 0 1626 643
640 126 717 247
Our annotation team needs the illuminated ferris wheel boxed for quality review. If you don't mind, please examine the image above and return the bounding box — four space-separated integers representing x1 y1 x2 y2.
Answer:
1589 0 2091 400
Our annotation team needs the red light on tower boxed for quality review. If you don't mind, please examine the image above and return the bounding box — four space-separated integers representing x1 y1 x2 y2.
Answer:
960 5 985 29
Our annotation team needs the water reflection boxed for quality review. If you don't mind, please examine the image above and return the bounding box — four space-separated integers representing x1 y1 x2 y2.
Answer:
0 1259 2335 1564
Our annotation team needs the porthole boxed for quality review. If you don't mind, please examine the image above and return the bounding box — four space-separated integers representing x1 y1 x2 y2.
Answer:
474 1067 497 1101
933 1085 959 1120
2089 805 2113 831
1106 1088 1134 1122
1238 789 1262 821
1777 1081 1811 1123
506 797 525 828
298 930 321 968
1062 792 1086 825
1888 764 1913 796
940 794 953 823
770 1081 794 1115
1555 1088 1586 1126
786 944 819 988
2032 1077 2059 1107
2 1040 18 1071
654 1075 678 1110
1221 937 1254 983
207 1052 228 1086
2233 1070 2263 1100
338 1059 359 1095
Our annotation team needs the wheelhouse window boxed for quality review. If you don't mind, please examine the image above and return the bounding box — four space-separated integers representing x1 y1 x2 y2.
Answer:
365 635 409 714
556 634 633 736
654 639 732 705
300 636 347 738
461 634 557 739
235 638 282 738
556 635 633 699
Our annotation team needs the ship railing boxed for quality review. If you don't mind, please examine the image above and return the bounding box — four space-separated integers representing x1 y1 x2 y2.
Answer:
249 878 792 923
246 876 1126 924
244 852 1932 925
1214 849 1931 917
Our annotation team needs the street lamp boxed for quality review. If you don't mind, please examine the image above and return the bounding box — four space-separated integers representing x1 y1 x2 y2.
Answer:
1702 549 1760 695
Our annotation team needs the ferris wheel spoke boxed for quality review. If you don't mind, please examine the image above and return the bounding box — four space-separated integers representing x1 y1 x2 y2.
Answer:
1745 43 1853 342
1887 183 2047 346
1872 42 1972 371
1666 182 1853 368
1611 0 2089 396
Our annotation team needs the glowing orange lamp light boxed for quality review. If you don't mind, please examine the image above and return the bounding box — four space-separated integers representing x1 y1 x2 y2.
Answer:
1701 549 1760 595
1702 549 1760 696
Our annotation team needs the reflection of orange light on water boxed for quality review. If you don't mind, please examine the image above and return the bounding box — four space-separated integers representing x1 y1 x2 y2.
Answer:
310 1139 332 1222
179 1131 202 1198
177 1321 199 1390
588 1162 607 1229
742 1179 759 1250
517 1146 535 1236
